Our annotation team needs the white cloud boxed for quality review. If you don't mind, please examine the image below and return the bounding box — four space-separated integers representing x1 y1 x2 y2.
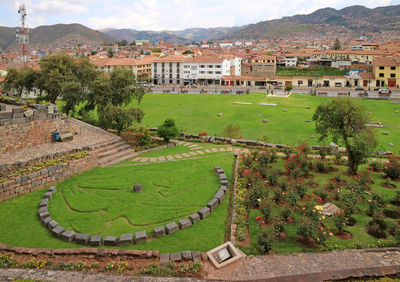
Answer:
1 0 399 29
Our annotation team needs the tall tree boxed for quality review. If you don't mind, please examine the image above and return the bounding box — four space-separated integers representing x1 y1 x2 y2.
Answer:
107 48 114 58
312 98 376 174
334 38 341 50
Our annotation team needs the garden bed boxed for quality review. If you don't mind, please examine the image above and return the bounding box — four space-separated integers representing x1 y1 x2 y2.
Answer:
235 146 400 255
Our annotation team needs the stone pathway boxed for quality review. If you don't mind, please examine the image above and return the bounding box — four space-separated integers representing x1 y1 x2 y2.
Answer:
205 248 400 281
116 144 249 166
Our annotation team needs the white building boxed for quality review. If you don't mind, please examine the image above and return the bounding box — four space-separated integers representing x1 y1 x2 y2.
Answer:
151 55 186 85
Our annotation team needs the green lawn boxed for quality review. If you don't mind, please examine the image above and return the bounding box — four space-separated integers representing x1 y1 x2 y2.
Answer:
131 93 399 152
0 152 234 252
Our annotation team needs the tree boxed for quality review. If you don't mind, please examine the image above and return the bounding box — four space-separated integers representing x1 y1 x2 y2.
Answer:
91 50 97 55
3 68 25 97
99 105 144 134
334 38 341 50
158 118 179 142
107 48 114 58
285 84 293 93
312 98 376 174
183 50 194 54
109 67 145 106
151 48 162 53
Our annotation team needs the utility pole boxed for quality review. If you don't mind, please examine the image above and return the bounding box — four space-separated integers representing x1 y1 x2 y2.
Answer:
16 3 30 64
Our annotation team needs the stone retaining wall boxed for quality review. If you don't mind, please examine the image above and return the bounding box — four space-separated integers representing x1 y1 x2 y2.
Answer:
0 117 70 153
0 154 98 202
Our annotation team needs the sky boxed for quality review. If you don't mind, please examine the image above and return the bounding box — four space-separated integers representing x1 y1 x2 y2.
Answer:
0 0 400 31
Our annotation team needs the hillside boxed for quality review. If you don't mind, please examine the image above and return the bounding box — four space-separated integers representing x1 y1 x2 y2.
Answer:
226 5 400 39
104 29 188 44
0 23 115 51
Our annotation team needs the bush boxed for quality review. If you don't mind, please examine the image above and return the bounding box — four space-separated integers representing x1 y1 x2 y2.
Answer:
370 161 384 172
384 156 400 179
260 200 273 222
258 227 278 253
316 160 326 172
158 118 179 142
99 106 144 134
318 146 331 159
295 182 307 198
121 125 151 147
267 169 279 186
333 213 346 234
221 124 242 139
249 184 268 208
297 221 316 241
285 190 299 207
282 208 291 221
340 191 359 217
319 189 328 201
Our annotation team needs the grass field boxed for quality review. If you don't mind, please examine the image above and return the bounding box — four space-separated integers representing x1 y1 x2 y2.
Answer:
0 152 234 252
129 93 400 152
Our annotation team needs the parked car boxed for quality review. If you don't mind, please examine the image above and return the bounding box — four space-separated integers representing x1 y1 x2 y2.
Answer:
378 88 389 94
144 83 154 87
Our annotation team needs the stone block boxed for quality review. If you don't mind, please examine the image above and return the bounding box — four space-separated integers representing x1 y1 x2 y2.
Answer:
166 222 178 234
198 207 211 219
119 233 133 246
51 226 65 237
43 191 53 200
214 190 225 204
170 252 182 262
39 199 49 207
48 186 57 193
75 233 90 245
192 251 201 262
61 230 76 242
38 211 50 221
0 112 12 119
220 179 228 186
133 184 142 193
220 185 228 193
12 107 24 114
160 253 170 264
11 117 26 124
90 235 103 246
189 213 200 224
38 206 48 214
24 110 34 117
219 173 227 181
60 132 73 142
48 220 59 230
0 104 6 111
182 251 192 261
13 112 24 118
216 168 224 174
207 198 219 211
135 231 147 244
153 226 165 238
42 216 52 226
213 166 221 173
104 236 118 246
178 218 192 229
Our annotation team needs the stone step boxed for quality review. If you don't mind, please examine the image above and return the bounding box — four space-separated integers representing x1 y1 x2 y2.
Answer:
87 138 122 151
100 150 138 167
97 143 132 159
91 139 126 154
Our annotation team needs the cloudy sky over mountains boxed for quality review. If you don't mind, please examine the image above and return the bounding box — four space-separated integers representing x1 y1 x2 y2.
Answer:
0 0 399 30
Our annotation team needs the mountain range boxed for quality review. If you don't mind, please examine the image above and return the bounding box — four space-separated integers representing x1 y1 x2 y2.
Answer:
1 4 400 50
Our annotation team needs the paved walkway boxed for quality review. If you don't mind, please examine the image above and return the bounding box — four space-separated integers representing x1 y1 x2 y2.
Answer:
114 141 248 166
0 119 118 166
205 248 400 281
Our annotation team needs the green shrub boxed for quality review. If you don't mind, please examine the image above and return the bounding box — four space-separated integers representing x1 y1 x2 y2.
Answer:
384 156 400 179
257 227 278 253
333 214 346 234
318 146 331 159
121 125 152 147
260 200 273 222
158 118 179 142
249 185 267 208
316 160 325 172
370 161 384 172
285 190 299 207
295 182 307 198
267 169 279 186
296 221 316 241
281 208 291 221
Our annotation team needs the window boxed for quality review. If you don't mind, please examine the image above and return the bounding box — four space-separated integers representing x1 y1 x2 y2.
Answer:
177 63 180 67
215 71 221 74
208 65 213 68
379 66 384 70
208 71 213 74
390 73 396 78
391 66 396 70
379 73 384 77
215 65 221 68
199 71 205 74
298 80 303 85
162 63 165 67
200 65 205 68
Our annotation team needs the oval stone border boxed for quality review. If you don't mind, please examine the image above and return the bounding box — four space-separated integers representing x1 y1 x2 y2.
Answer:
38 166 229 246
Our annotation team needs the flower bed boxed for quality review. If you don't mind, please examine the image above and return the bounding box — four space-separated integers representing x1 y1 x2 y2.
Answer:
235 145 400 255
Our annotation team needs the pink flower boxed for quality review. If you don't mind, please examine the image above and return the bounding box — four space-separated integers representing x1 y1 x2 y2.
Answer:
329 232 333 237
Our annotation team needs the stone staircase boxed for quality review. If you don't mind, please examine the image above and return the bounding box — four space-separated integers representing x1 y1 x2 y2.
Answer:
69 118 137 167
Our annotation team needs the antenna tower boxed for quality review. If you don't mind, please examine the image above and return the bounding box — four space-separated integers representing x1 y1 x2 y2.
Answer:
16 3 30 63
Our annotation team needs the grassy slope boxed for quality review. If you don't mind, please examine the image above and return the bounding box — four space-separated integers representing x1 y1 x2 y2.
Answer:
0 153 233 252
132 93 400 151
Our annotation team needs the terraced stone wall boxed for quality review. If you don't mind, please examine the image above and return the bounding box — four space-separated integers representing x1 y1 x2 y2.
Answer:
0 117 70 153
